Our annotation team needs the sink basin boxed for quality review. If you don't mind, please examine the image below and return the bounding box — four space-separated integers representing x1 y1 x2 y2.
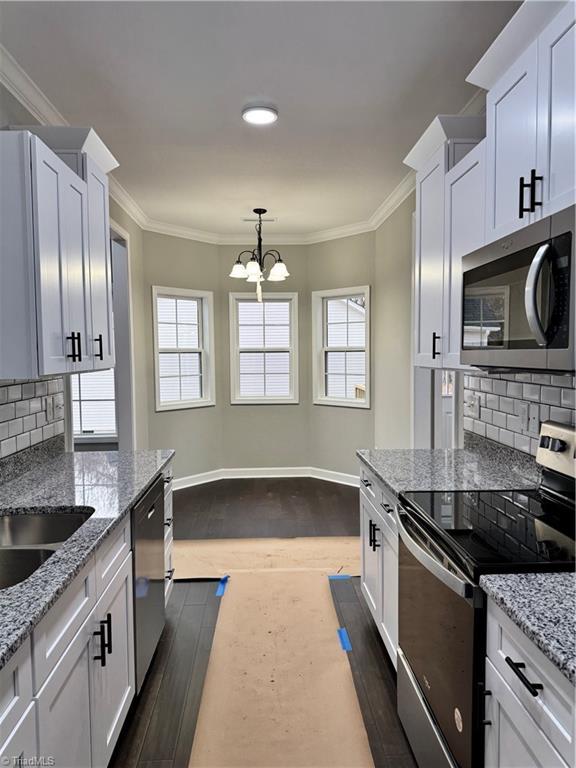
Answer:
0 511 92 548
0 548 55 589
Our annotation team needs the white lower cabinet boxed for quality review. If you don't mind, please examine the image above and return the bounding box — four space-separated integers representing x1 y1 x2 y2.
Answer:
359 468 399 670
0 704 38 766
164 460 174 604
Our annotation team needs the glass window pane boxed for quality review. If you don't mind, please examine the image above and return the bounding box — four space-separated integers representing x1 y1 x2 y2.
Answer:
348 322 365 347
158 323 177 348
159 353 179 377
326 298 347 323
326 351 345 373
265 301 290 325
327 323 347 347
180 352 201 376
72 401 81 434
326 374 346 398
239 325 264 348
160 377 180 403
177 298 199 324
177 324 199 349
157 297 176 323
181 376 202 400
238 302 264 324
78 369 115 400
265 325 290 348
239 374 265 397
346 375 366 400
265 374 290 397
347 296 366 319
240 352 265 374
265 352 290 373
346 351 365 374
71 375 80 400
80 401 116 434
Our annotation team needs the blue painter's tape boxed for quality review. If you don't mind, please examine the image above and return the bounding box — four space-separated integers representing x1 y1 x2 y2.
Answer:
337 627 352 652
328 574 351 580
215 575 229 596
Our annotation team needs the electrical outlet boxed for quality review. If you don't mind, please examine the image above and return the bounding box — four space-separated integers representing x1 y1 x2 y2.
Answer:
464 390 480 420
528 403 540 435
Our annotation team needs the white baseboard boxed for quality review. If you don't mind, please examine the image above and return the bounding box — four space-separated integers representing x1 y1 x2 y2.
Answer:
173 466 359 491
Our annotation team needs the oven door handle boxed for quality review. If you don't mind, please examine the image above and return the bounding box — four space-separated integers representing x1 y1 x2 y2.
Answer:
396 508 473 598
525 243 550 347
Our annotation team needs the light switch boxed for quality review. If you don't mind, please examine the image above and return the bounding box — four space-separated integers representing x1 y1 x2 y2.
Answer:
464 390 480 420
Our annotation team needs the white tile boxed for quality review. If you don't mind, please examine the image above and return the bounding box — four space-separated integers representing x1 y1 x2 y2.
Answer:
531 373 551 385
22 382 35 398
30 428 43 445
486 425 499 442
36 412 47 428
0 403 15 423
492 411 507 428
7 385 21 401
8 418 23 437
486 394 499 410
0 423 8 441
493 380 507 396
0 388 6 405
561 388 575 409
499 429 515 447
514 432 531 453
506 381 523 398
481 408 493 424
499 397 515 414
35 381 47 397
463 417 474 432
506 414 522 433
515 373 532 382
540 386 561 406
55 420 64 435
530 438 540 456
29 398 42 414
0 437 16 457
15 400 30 418
550 407 572 425
16 432 30 452
23 414 36 432
540 404 550 423
42 423 55 440
551 374 572 387
473 420 486 437
522 384 540 402
48 379 59 395
480 379 493 393
468 377 480 390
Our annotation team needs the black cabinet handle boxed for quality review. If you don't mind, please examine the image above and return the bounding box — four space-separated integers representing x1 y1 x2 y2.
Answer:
93 621 107 667
519 176 531 218
164 518 173 527
76 332 82 363
361 478 372 488
432 332 441 359
368 519 374 548
104 612 112 655
372 523 381 551
94 333 104 361
164 477 172 486
165 568 175 581
66 333 78 362
504 656 543 697
529 168 543 212
380 502 393 514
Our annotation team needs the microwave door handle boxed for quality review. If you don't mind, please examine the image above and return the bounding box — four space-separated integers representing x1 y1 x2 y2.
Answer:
395 508 472 598
525 244 550 347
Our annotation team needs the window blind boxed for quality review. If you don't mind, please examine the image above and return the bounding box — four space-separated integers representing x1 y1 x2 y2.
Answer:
324 295 366 401
237 300 292 398
156 295 203 404
72 369 117 436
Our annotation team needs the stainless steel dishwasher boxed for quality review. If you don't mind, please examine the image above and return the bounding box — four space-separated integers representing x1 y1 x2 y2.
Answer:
132 476 166 693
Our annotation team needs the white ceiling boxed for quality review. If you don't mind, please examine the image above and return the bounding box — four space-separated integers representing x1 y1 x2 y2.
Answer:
0 1 519 239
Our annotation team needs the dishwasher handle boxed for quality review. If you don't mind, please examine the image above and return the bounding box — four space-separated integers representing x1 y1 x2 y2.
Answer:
396 507 473 599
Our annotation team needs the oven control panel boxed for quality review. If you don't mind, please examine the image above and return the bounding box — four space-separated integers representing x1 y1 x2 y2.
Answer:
536 422 576 478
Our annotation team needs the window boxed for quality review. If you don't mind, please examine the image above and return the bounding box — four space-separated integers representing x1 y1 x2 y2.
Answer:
229 292 299 404
312 286 370 408
153 287 215 410
463 286 509 348
72 370 117 437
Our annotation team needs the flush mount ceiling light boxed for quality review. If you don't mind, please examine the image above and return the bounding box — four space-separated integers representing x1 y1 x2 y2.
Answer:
229 208 289 302
241 105 278 125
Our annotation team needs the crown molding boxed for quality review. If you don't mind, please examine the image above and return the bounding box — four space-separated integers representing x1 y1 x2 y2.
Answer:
0 42 425 246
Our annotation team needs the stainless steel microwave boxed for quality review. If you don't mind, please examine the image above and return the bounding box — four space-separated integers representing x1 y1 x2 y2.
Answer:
461 206 574 372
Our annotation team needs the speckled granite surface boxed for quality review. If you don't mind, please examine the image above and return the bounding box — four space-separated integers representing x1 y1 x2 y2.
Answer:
480 572 576 685
357 433 539 495
0 448 174 670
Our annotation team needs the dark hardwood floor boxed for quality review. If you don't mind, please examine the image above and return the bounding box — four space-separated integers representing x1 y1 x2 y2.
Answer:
111 578 415 768
173 477 360 540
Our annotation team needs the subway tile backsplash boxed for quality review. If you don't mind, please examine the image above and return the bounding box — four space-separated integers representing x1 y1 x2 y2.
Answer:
0 377 65 459
463 371 575 456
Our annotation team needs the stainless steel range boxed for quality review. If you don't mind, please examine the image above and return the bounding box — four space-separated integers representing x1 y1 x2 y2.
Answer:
395 422 575 768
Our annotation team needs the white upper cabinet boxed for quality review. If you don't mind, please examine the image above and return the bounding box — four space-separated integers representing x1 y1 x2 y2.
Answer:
536 3 576 218
443 141 486 370
485 40 539 242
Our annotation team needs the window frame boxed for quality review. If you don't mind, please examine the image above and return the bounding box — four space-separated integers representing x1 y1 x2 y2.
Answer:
71 370 118 439
152 285 216 412
229 291 299 405
312 285 370 409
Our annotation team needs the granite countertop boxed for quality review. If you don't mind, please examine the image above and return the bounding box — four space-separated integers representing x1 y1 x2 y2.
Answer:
0 448 174 670
357 433 540 495
480 572 576 685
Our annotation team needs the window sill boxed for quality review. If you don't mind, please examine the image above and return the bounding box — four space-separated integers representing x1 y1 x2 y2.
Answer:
155 398 216 412
230 397 300 406
313 397 370 409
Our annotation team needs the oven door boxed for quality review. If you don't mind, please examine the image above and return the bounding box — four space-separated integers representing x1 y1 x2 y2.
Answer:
396 506 485 768
461 211 574 372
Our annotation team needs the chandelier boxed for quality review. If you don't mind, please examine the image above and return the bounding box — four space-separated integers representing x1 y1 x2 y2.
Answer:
229 208 290 301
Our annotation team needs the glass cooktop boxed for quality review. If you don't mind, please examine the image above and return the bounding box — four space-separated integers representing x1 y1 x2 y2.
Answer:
399 488 575 580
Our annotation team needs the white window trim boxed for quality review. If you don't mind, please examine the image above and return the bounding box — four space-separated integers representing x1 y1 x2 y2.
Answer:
312 285 370 409
152 285 216 411
229 291 299 405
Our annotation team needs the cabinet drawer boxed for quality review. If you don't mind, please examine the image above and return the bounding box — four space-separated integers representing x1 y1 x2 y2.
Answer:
95 519 131 599
486 599 574 765
164 540 174 603
0 638 33 747
359 465 378 501
0 701 37 765
33 558 96 692
163 462 173 496
377 484 398 543
164 486 173 527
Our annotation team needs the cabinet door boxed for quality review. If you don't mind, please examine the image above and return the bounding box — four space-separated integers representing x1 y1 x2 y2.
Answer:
536 3 576 218
379 519 398 670
0 703 37 766
443 142 486 370
30 136 73 375
85 156 115 369
414 146 446 368
360 493 381 620
91 553 135 768
36 615 93 768
484 659 568 768
61 166 92 372
485 41 538 242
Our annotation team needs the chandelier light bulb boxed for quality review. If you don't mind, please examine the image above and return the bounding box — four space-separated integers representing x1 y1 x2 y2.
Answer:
246 259 262 278
268 261 289 281
229 261 248 279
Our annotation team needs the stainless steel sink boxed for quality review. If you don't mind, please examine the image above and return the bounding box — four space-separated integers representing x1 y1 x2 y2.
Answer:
0 548 55 589
0 511 92 548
